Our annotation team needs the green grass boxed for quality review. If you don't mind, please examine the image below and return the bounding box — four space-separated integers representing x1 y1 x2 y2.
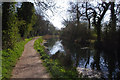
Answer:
1 38 32 80
34 37 78 79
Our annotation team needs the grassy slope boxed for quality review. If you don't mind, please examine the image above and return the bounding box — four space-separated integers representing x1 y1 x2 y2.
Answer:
34 37 78 79
2 38 32 79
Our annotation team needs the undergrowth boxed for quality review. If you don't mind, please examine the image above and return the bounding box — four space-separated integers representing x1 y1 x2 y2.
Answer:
1 38 32 80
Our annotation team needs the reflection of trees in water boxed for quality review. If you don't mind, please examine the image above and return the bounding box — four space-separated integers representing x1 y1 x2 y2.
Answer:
85 50 90 68
107 53 115 79
62 41 91 68
91 49 100 70
118 50 120 79
45 38 58 48
102 51 119 79
61 38 120 78
51 49 73 69
91 49 120 79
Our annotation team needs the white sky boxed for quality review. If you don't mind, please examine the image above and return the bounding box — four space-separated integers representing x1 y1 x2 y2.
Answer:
44 0 112 29
32 0 119 29
45 0 70 29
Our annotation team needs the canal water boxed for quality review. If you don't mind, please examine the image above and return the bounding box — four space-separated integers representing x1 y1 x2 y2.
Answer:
43 37 120 79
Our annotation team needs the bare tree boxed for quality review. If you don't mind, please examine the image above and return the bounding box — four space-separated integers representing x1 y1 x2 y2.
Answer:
110 2 116 31
33 0 56 19
86 2 110 43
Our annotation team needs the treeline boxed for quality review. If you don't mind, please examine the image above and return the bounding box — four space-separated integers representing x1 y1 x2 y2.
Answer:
60 21 92 47
2 2 57 49
2 2 57 79
60 1 120 52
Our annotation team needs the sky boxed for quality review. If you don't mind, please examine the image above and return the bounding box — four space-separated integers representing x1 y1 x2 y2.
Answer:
44 0 70 29
30 0 70 29
32 0 119 29
42 0 111 29
14 0 70 29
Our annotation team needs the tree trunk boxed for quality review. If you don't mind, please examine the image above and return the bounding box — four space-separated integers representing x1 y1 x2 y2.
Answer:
88 19 91 29
96 24 101 43
111 2 116 31
76 3 80 26
86 2 91 29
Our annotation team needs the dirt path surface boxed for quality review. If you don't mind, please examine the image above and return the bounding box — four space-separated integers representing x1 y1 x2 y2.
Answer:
11 37 51 78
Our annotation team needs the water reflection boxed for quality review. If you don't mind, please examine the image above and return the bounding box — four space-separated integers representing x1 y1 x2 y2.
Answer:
50 40 64 54
44 37 120 79
44 38 65 54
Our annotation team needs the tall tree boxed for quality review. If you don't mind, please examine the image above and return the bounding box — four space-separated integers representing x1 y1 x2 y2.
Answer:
87 2 110 44
17 2 36 38
110 2 116 31
2 2 20 49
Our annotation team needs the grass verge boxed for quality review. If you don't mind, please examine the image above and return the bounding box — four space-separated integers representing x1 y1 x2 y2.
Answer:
1 38 32 80
34 37 78 79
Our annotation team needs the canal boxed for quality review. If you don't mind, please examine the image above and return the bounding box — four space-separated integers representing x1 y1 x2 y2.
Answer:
43 37 120 79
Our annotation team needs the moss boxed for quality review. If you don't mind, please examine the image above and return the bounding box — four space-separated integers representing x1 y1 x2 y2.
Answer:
2 38 32 80
34 37 78 79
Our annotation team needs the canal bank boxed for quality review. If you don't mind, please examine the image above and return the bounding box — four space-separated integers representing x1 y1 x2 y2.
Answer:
41 35 120 79
34 36 78 78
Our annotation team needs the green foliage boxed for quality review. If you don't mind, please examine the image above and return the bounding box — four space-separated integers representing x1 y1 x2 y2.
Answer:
34 37 78 78
2 38 32 80
17 2 34 23
17 2 37 38
17 20 26 37
2 2 20 49
31 14 58 36
2 2 37 49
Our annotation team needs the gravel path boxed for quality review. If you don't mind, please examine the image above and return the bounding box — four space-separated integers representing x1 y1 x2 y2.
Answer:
11 37 50 78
